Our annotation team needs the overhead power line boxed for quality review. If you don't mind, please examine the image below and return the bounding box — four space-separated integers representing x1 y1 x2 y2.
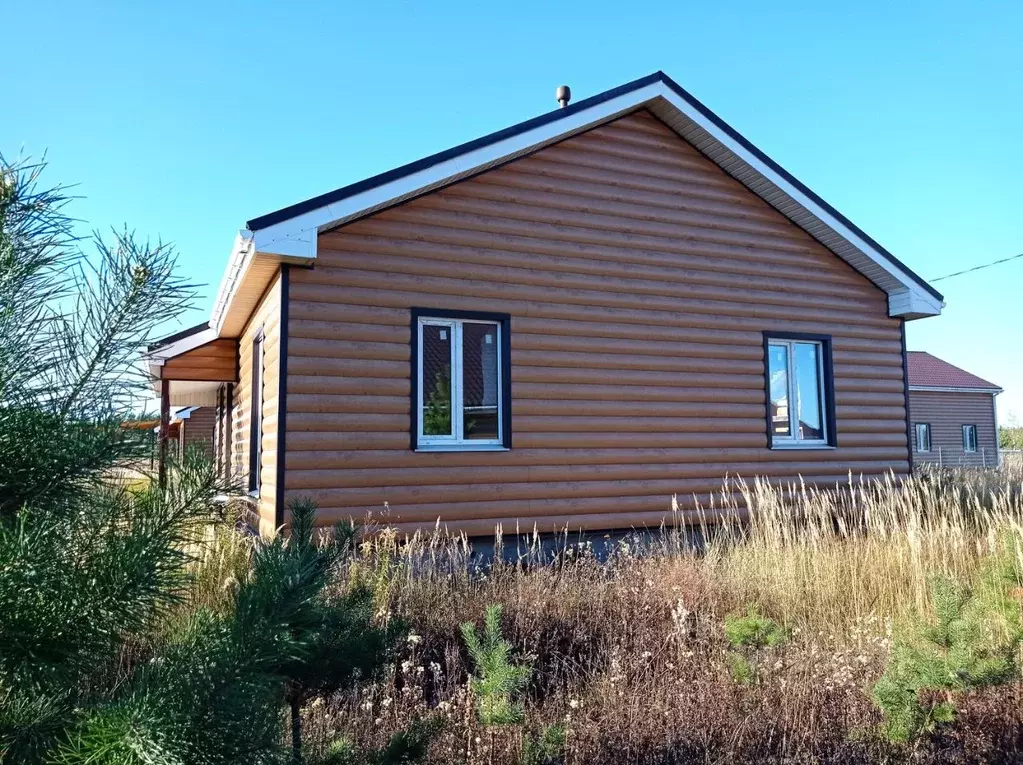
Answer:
930 252 1023 283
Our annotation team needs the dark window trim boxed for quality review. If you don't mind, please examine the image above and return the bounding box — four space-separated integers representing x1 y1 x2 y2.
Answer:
915 422 932 453
962 423 978 453
762 331 837 449
409 307 512 451
224 382 234 479
248 328 265 494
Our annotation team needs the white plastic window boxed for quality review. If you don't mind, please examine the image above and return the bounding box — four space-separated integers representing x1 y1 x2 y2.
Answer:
417 317 502 449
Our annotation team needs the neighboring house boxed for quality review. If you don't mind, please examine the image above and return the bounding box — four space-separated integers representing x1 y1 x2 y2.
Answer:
173 406 217 460
907 352 1002 468
144 72 944 536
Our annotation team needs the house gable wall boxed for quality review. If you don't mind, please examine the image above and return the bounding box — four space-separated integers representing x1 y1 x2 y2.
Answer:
281 110 909 535
160 338 238 382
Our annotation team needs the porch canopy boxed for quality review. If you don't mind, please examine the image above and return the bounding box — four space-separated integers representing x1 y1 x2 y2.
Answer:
144 323 238 482
146 322 239 405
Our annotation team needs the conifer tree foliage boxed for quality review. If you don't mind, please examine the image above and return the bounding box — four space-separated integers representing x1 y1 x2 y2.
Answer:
0 157 198 516
0 156 435 764
461 604 531 727
242 499 404 765
872 543 1023 744
461 605 565 765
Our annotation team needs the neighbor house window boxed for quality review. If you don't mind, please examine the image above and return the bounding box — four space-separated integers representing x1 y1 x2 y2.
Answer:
764 333 835 448
248 330 264 493
412 309 511 451
962 424 978 453
915 423 932 453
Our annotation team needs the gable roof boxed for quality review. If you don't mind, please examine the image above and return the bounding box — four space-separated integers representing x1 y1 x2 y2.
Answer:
907 351 1002 392
212 71 943 333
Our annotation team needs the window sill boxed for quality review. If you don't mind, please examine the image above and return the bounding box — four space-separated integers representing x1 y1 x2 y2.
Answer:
415 444 509 453
769 443 836 451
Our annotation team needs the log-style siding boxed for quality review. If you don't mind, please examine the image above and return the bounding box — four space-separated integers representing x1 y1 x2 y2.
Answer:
178 406 216 460
282 110 910 535
161 338 238 382
231 273 282 534
909 390 999 468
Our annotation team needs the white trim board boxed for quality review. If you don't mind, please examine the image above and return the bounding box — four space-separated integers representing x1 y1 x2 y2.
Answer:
908 385 1003 395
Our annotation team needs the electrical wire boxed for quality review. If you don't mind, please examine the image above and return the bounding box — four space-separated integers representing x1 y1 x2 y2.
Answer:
930 252 1023 283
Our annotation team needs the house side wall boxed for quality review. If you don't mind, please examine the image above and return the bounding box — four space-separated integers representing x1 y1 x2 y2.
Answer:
181 407 216 459
282 110 909 536
909 390 998 468
231 273 283 534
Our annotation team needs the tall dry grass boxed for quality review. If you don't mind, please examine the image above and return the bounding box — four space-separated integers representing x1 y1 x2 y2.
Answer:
195 466 1023 763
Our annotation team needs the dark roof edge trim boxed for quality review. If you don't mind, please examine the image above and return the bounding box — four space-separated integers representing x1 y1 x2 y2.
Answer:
245 72 662 232
148 321 212 351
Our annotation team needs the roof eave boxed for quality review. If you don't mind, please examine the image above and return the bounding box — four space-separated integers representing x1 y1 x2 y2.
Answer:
909 385 1003 395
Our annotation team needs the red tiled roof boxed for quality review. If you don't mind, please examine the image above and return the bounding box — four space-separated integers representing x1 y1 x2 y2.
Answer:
906 352 1001 391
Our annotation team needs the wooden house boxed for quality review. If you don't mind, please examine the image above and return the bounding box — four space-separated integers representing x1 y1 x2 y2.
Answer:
144 72 944 535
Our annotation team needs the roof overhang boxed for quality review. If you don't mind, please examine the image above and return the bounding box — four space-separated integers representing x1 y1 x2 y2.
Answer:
144 322 218 381
208 230 311 336
909 385 1003 395
238 71 943 320
144 324 238 406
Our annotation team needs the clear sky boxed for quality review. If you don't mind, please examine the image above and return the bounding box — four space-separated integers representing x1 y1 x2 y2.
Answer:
6 1 1022 420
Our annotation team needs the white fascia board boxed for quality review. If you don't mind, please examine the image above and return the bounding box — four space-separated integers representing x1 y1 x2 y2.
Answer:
144 326 217 389
209 231 255 335
888 288 944 320
241 80 941 318
909 385 1003 394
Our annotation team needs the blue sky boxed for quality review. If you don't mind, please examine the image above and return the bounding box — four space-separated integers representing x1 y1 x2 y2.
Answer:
6 1 1022 419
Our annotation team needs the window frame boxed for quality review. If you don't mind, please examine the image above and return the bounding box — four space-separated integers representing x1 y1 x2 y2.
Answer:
410 308 512 452
962 424 978 453
248 329 265 494
762 332 836 450
915 422 932 453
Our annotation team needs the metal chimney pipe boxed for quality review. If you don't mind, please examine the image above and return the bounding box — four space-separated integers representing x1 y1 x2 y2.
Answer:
556 85 571 108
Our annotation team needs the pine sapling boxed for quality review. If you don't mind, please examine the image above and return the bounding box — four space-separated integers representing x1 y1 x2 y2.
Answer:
461 604 531 727
873 562 1023 745
723 606 788 685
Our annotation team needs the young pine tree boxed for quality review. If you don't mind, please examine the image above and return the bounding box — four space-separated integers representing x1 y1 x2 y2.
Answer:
873 557 1023 744
236 499 405 765
0 155 288 762
461 605 565 765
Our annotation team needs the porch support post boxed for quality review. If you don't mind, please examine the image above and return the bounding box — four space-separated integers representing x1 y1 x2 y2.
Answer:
158 380 170 488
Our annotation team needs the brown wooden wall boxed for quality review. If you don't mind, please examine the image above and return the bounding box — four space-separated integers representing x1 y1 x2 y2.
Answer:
180 407 216 458
231 273 282 534
909 390 998 468
161 339 238 382
282 110 910 536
